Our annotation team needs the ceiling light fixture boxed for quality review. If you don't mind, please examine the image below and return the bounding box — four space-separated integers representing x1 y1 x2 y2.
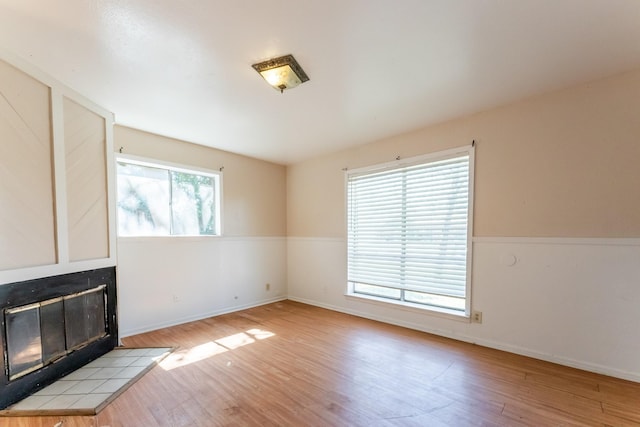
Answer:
252 54 309 93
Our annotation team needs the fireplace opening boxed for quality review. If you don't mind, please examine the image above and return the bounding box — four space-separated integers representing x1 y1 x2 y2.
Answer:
0 267 117 410
5 285 107 381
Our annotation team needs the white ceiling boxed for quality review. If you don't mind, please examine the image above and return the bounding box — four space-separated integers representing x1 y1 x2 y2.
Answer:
1 1 640 165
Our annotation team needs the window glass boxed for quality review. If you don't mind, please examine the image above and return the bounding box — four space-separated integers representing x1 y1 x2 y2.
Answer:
171 172 215 235
116 158 220 236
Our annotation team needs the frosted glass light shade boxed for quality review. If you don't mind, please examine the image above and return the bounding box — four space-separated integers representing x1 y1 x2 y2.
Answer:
252 54 309 93
260 65 302 91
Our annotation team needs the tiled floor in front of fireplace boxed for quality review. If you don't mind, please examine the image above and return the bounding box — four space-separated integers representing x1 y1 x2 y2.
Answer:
1 347 171 416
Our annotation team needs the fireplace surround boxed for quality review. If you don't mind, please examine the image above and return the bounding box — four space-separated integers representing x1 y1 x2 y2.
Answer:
0 267 117 409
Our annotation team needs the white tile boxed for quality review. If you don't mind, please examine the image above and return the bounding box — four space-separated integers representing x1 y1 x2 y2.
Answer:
6 348 168 414
104 349 133 357
115 365 148 379
11 395 55 410
64 367 101 381
63 379 106 395
39 394 83 410
147 348 172 357
84 358 111 368
92 378 130 394
34 380 79 396
110 357 140 367
86 356 136 368
129 356 157 367
68 393 111 410
125 348 153 357
88 367 124 380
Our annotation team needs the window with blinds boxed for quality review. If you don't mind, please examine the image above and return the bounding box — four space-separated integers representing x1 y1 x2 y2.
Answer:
347 147 474 315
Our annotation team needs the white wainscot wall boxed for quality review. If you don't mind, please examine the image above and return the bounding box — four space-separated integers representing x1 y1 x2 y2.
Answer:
117 236 286 337
287 237 640 382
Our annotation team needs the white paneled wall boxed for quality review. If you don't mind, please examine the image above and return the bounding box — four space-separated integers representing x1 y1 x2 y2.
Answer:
0 52 115 285
0 59 56 270
64 97 109 262
287 237 640 382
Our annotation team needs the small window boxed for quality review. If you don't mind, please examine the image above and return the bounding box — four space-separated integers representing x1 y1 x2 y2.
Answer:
116 156 222 236
346 146 474 316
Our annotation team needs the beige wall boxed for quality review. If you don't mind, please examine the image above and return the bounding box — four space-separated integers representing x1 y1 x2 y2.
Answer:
287 68 640 238
0 59 56 270
64 97 109 261
114 126 287 237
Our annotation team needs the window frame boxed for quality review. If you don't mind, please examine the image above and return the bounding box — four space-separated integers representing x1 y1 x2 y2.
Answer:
115 154 223 238
344 145 474 318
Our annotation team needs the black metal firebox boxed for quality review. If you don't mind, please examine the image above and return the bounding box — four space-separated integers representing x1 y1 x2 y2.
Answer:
0 267 117 409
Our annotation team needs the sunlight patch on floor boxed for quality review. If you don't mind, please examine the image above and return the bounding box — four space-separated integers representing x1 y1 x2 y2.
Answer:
159 329 275 371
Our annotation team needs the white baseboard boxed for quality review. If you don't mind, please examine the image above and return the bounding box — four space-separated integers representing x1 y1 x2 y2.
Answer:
119 296 287 338
287 296 640 383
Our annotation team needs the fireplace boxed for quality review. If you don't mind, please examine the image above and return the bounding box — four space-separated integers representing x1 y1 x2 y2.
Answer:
0 268 117 409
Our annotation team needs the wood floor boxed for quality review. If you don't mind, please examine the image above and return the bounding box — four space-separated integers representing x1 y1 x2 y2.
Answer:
5 300 640 427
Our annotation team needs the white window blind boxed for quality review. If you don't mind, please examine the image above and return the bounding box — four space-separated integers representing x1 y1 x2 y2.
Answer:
347 149 472 313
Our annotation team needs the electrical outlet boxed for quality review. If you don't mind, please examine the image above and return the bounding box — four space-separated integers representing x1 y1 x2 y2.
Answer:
266 283 271 291
472 311 483 324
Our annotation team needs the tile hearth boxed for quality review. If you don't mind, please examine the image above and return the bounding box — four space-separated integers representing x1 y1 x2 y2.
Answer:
0 347 171 417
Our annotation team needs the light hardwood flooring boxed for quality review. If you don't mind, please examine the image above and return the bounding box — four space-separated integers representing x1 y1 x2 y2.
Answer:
5 300 640 426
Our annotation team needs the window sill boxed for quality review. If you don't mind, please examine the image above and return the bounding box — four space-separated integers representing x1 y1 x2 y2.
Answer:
117 235 223 242
344 291 470 323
